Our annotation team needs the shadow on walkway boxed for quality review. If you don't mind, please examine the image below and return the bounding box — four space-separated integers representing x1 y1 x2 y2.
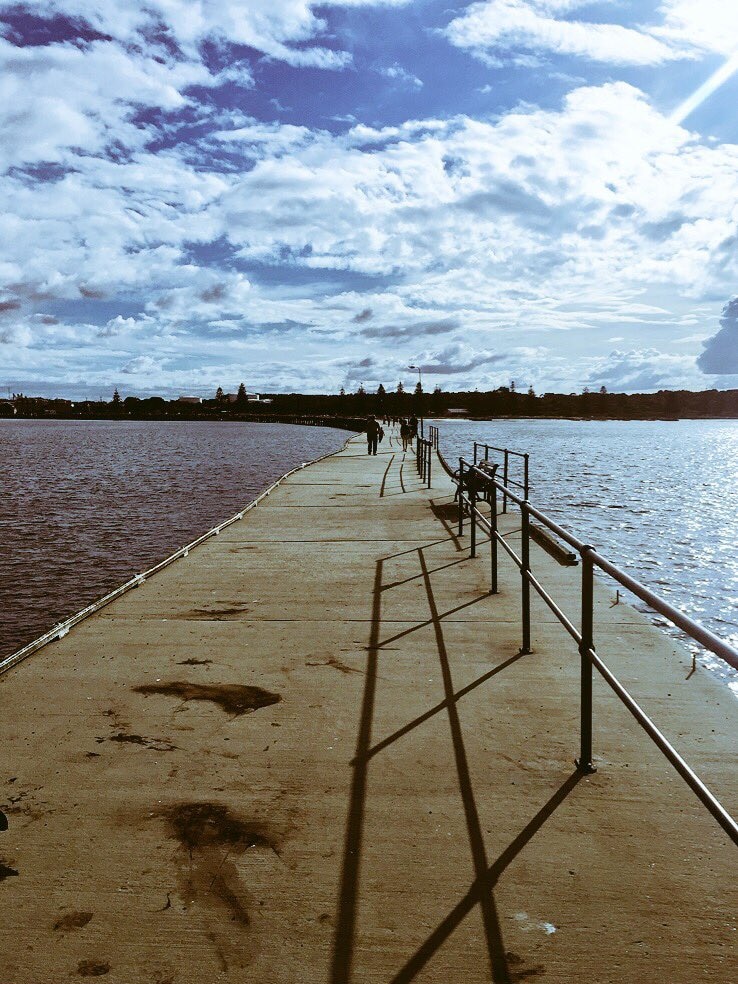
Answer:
330 521 582 983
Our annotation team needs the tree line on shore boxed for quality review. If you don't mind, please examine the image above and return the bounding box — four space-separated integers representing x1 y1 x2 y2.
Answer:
4 381 738 420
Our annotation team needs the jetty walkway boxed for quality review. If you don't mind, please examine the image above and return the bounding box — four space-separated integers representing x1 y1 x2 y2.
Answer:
0 430 735 983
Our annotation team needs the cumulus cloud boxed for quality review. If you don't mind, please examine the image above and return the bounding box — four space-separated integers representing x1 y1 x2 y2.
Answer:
697 298 738 374
2 3 738 395
121 354 163 375
654 0 738 57
587 348 703 391
444 1 683 66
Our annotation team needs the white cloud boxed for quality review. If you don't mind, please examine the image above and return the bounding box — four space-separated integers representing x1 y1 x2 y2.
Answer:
6 1 411 68
655 1 738 57
445 0 681 66
3 0 738 396
380 63 423 89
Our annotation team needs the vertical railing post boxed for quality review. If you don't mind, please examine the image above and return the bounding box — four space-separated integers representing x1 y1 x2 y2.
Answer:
503 450 509 514
490 480 498 594
520 501 532 654
427 442 432 488
470 473 477 558
524 453 530 501
577 547 597 774
474 442 479 466
458 459 465 536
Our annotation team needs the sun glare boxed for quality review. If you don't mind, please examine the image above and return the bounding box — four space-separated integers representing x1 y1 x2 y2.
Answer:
671 51 738 124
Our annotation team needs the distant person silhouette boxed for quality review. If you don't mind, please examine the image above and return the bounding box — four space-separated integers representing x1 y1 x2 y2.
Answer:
400 418 412 452
365 414 382 456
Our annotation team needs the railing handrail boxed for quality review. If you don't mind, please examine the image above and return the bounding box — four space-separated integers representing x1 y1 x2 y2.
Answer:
452 454 738 846
474 440 527 460
459 458 738 671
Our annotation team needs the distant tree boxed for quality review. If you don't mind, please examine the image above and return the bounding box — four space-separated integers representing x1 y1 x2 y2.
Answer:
377 383 386 397
527 385 536 398
236 382 248 408
599 385 607 395
112 388 121 406
339 386 346 397
357 383 366 396
414 380 423 396
510 380 516 392
215 386 224 405
396 381 404 394
582 386 590 394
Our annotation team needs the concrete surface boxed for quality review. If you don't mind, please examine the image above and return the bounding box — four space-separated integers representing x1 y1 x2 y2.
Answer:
0 427 735 984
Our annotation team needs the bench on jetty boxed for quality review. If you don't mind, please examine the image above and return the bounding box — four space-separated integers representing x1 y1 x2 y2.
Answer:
0 428 735 983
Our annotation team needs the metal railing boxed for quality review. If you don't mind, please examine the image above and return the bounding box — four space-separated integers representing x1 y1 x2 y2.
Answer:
473 441 530 510
428 424 440 449
415 436 432 487
454 455 738 846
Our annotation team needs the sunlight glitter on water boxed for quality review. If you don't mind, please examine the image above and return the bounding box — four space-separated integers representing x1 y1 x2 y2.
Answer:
436 417 738 696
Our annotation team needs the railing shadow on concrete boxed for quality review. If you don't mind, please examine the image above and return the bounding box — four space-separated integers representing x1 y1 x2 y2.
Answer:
330 529 580 983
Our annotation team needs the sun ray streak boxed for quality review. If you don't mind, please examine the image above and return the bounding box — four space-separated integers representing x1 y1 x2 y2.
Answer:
671 52 738 124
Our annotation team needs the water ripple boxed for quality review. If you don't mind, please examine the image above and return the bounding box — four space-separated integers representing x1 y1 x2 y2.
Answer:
440 418 738 694
0 420 345 658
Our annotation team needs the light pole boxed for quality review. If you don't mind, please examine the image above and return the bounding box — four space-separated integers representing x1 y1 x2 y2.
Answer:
408 364 424 437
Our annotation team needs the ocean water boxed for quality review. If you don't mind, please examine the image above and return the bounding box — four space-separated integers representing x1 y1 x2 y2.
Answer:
0 420 346 658
433 418 738 694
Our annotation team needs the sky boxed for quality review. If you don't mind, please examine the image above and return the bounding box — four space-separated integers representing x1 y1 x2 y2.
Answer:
1 1 738 399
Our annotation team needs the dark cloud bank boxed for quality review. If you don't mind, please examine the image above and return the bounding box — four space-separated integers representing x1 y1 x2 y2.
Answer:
698 298 738 374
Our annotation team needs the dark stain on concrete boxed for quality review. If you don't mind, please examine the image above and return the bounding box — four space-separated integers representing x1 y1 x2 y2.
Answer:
54 911 93 932
0 862 19 881
182 607 249 620
177 658 212 666
163 803 280 932
507 952 545 980
96 733 178 752
167 803 276 854
306 657 362 675
134 682 281 716
77 959 110 976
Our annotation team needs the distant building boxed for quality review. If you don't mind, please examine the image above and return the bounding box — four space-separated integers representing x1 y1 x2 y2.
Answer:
446 408 469 416
177 396 202 404
224 392 263 403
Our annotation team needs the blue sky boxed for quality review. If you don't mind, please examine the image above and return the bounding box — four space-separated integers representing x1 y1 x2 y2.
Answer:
1 0 738 398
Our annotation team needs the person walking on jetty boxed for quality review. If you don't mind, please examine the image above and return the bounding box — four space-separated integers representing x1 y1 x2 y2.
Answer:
400 418 412 452
365 414 383 456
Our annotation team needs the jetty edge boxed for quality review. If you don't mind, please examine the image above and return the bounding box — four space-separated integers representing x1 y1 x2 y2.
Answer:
0 427 734 984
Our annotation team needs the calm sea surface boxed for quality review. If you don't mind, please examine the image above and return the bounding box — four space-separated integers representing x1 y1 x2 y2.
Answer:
434 418 738 694
0 420 346 658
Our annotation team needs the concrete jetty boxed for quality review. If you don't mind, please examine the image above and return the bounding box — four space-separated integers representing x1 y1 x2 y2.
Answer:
1 430 735 983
